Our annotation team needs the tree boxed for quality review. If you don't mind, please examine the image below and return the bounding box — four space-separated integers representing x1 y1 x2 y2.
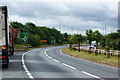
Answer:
25 22 37 34
86 29 94 54
75 34 83 52
105 37 110 58
68 35 76 50
63 33 69 41
93 30 103 55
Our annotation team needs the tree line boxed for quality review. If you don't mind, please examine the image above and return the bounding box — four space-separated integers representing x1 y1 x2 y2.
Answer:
10 21 120 56
68 29 120 58
10 21 69 47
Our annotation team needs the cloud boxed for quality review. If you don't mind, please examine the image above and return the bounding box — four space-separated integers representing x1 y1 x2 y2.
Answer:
2 1 118 35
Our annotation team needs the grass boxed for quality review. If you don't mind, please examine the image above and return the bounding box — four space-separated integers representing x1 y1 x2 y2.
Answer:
61 47 118 68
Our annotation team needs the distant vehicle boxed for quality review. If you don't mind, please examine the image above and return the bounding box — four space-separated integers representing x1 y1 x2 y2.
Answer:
0 6 14 68
92 41 100 47
89 45 95 49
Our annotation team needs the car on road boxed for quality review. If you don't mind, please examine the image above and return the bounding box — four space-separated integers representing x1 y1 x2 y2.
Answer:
89 45 95 49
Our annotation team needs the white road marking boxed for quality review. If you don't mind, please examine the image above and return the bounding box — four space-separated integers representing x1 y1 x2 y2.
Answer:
82 71 100 78
48 56 52 59
60 50 71 57
62 63 76 70
45 48 76 70
53 59 60 63
22 51 34 79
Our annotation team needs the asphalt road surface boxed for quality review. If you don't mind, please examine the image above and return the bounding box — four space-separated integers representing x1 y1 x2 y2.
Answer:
2 46 119 80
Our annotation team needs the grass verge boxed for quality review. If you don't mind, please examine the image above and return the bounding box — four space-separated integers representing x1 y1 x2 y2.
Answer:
61 47 118 68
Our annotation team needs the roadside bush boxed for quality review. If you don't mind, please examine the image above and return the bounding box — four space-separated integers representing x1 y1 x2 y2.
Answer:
28 34 40 47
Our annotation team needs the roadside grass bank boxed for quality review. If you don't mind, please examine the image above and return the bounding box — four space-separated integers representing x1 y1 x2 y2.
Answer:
61 47 118 68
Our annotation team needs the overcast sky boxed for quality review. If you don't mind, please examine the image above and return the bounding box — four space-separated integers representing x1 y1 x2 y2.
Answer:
1 0 119 35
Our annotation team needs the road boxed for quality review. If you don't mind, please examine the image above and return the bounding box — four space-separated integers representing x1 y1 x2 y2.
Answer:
2 46 119 80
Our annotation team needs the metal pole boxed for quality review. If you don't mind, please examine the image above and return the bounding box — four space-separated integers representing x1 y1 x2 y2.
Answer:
105 24 106 35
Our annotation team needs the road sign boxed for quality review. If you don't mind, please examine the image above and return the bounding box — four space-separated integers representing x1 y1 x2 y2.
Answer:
13 28 20 38
49 36 56 44
19 33 28 43
40 40 47 42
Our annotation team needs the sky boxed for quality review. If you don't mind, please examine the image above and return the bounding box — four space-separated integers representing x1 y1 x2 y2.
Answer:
0 0 119 35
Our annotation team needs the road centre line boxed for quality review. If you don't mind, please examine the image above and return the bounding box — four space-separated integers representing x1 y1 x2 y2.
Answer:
45 48 76 70
82 71 100 79
62 63 76 70
22 47 102 79
53 59 60 63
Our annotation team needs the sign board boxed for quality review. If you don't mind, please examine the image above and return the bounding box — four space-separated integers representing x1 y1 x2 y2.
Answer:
49 36 56 44
40 40 47 42
19 33 28 43
13 28 20 38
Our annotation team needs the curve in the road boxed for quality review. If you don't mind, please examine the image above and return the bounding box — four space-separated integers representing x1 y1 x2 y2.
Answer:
44 48 101 79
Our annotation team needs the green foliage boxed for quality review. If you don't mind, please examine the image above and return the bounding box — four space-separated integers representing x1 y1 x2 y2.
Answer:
93 30 103 45
101 38 106 48
28 34 40 47
93 30 103 55
10 21 62 46
105 38 110 52
101 30 120 50
63 33 69 41
86 29 94 46
74 34 83 52
86 29 94 54
74 34 83 44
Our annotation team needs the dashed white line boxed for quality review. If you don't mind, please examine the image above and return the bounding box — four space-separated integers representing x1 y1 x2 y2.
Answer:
48 56 52 59
53 59 60 63
82 71 100 79
45 48 102 78
62 63 76 70
22 51 34 79
45 49 76 70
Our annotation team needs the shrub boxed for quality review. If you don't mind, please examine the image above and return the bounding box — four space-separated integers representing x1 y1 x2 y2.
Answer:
28 34 40 47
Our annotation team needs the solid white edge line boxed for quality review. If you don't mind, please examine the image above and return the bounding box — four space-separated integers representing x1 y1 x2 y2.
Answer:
82 71 100 78
22 51 34 79
60 49 117 70
62 63 76 70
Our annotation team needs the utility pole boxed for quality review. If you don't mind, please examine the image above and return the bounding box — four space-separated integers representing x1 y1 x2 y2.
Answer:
59 22 64 33
64 26 66 33
63 25 65 33
77 28 78 34
105 24 106 35
72 28 73 35
111 27 112 33
59 22 61 32
103 28 104 36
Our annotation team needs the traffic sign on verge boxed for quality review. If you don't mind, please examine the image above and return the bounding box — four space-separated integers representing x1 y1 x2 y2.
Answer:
19 33 28 43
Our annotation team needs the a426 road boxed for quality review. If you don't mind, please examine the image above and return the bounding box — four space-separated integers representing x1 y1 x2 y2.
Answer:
2 46 118 80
